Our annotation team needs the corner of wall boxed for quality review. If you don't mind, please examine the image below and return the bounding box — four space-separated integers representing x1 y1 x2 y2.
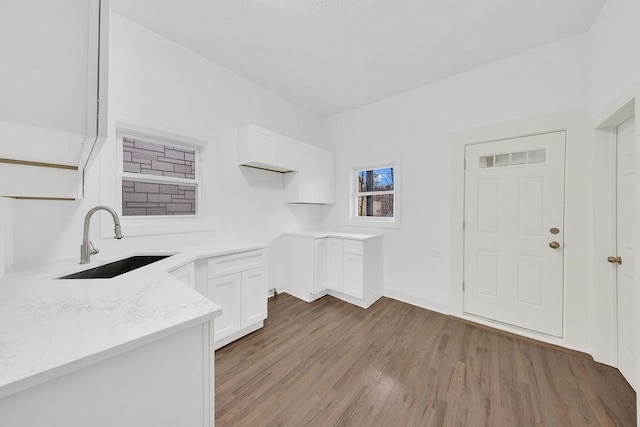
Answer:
0 196 15 275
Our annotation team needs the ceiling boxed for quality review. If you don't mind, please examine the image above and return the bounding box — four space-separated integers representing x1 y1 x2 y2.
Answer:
111 0 607 117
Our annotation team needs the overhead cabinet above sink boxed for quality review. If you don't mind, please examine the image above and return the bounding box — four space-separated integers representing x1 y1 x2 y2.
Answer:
0 0 109 199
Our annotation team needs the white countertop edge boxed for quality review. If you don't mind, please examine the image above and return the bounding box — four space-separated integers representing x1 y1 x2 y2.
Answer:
0 308 220 400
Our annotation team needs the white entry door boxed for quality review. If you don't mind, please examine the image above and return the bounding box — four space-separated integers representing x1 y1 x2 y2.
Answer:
616 116 636 388
464 131 566 337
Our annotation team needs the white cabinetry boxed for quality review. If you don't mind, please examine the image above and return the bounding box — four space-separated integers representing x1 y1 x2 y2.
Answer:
242 268 269 328
343 252 365 299
238 124 297 172
0 0 109 199
0 324 214 427
327 238 344 292
204 249 268 349
208 273 242 341
284 235 327 302
284 143 335 204
284 233 382 308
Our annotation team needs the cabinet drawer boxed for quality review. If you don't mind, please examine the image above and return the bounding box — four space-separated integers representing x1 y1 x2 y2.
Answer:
207 249 266 278
343 239 363 255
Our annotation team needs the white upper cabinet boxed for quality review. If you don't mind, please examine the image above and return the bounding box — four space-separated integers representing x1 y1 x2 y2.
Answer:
316 148 336 204
0 0 109 198
238 124 298 172
284 142 335 204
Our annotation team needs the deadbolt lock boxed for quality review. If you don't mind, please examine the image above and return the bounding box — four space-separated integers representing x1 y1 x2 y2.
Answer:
550 227 560 235
549 241 560 249
607 256 622 265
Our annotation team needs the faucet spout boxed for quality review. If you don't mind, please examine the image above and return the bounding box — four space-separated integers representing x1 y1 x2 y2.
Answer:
81 206 123 264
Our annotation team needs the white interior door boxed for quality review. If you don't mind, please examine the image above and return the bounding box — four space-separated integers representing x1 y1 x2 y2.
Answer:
464 131 566 337
616 116 636 388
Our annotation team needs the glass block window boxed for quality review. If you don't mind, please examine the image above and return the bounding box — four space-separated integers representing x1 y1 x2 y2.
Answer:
355 167 394 218
120 135 199 217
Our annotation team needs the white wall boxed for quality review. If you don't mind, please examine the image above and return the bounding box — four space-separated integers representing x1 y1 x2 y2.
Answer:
11 12 324 267
589 0 640 116
0 197 14 276
320 33 590 312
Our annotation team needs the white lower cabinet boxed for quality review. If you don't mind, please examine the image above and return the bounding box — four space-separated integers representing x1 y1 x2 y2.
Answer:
202 249 268 350
343 253 364 299
284 233 382 308
327 238 343 292
208 273 242 342
241 268 268 328
284 235 327 301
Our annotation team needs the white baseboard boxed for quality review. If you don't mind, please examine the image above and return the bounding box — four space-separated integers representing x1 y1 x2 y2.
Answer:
278 286 449 314
213 321 263 351
383 287 450 315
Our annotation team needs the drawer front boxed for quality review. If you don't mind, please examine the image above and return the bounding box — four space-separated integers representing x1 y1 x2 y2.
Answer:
207 249 266 278
343 239 363 255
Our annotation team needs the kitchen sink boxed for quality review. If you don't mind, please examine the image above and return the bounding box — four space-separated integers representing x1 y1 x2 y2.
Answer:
58 255 173 279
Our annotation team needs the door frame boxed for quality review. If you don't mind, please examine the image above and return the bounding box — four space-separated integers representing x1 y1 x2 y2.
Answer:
449 108 588 350
462 131 567 338
591 82 639 370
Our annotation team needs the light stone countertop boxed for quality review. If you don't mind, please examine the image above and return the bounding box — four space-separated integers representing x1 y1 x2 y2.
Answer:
283 230 382 240
0 240 267 400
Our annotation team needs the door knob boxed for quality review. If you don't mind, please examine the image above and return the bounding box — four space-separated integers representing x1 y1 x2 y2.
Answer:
549 241 560 249
607 256 622 265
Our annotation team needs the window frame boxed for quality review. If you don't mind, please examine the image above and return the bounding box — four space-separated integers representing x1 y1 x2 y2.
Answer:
349 161 401 229
117 132 202 219
99 121 216 238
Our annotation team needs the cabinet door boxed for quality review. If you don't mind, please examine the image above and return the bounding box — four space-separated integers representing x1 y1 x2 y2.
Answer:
241 267 268 329
343 253 364 298
327 238 344 292
314 238 328 293
299 144 318 202
316 149 335 204
238 125 277 168
277 136 298 171
207 273 242 341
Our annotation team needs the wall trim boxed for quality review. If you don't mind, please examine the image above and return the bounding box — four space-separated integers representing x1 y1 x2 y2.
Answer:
589 81 639 374
383 287 449 315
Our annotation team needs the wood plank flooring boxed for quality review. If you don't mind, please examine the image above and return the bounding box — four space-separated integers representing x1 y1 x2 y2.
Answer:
215 294 636 426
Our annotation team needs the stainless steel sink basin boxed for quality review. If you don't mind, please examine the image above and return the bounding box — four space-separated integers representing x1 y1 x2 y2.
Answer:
58 255 172 279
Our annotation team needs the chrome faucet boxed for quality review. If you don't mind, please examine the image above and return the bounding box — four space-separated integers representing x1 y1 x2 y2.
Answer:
80 206 124 264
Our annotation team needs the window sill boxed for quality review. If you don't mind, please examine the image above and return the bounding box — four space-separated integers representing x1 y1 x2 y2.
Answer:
102 217 216 238
348 217 401 229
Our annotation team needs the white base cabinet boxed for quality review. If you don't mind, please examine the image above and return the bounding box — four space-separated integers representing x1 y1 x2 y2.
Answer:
201 249 268 350
327 238 343 292
284 232 382 308
343 253 365 299
285 235 327 301
0 323 214 427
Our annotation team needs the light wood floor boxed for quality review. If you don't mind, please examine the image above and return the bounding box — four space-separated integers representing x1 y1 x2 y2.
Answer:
215 294 636 426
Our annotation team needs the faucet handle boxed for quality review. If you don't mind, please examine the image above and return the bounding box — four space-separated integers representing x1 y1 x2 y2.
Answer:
89 240 99 255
